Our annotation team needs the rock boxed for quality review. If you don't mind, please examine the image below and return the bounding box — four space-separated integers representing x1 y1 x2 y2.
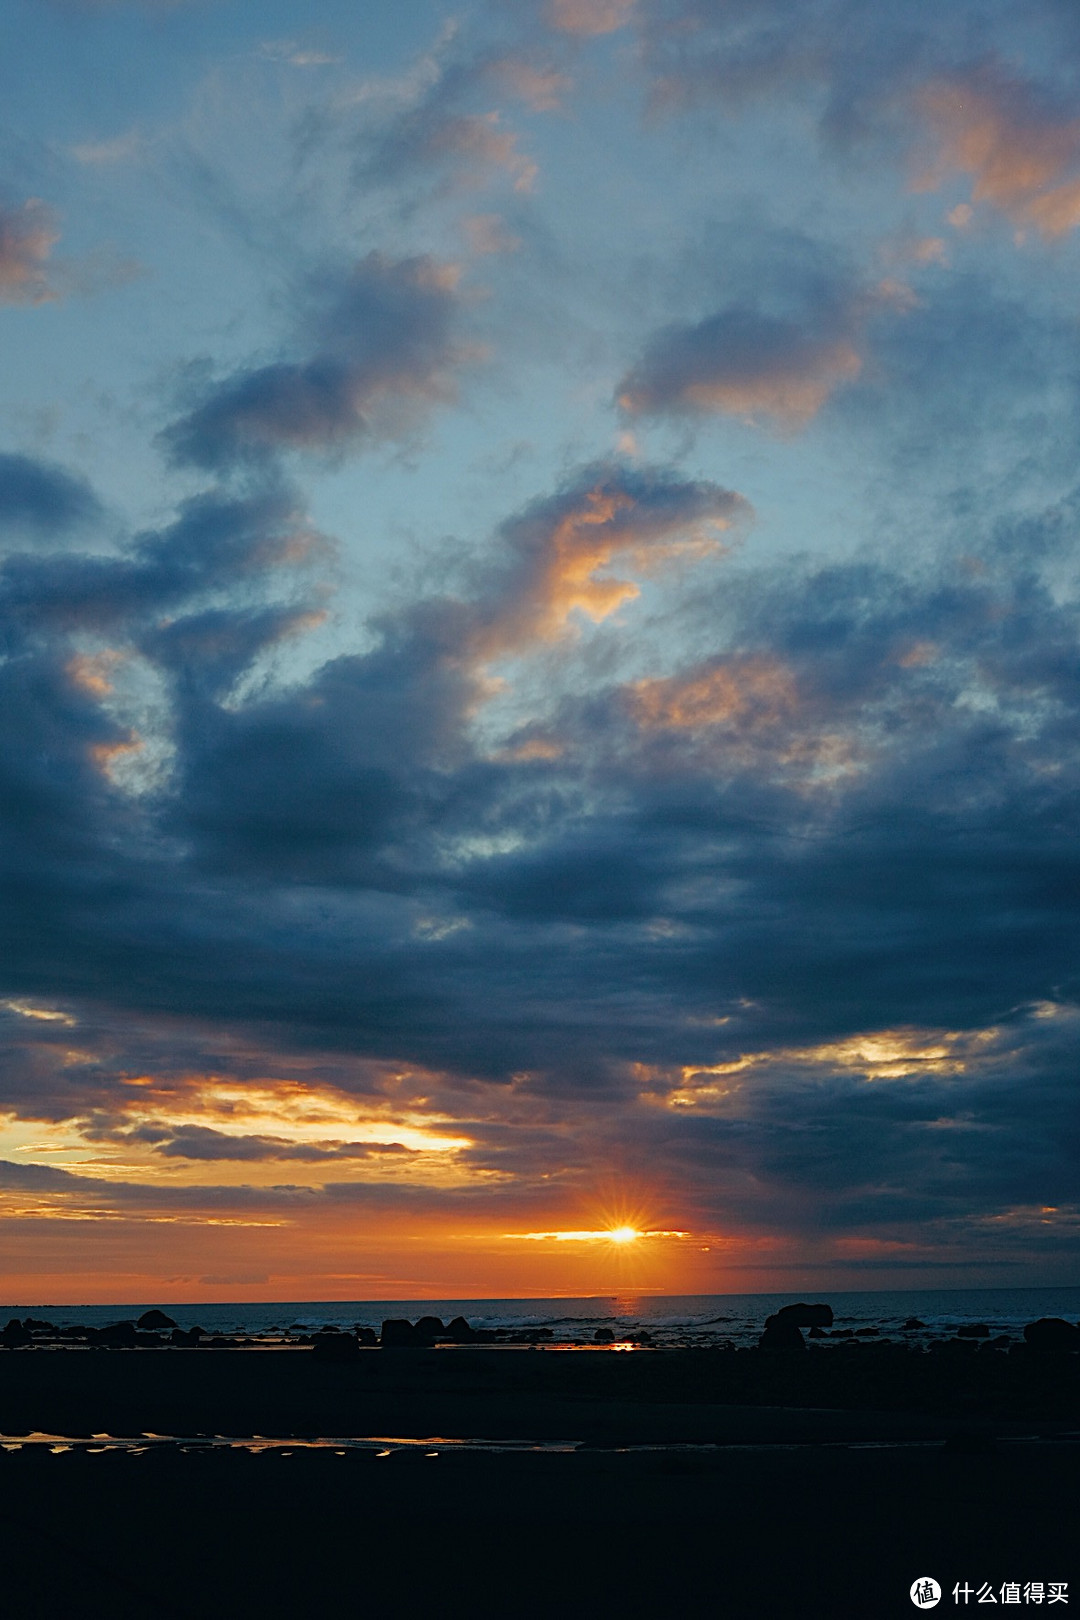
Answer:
808 1325 827 1339
956 1323 990 1337
829 1328 854 1339
312 1331 359 1361
594 1327 615 1343
170 1327 203 1347
356 1327 378 1346
99 1321 138 1347
414 1316 445 1341
2 1318 32 1348
759 1316 806 1350
136 1310 177 1330
444 1316 478 1343
772 1303 833 1329
134 1332 165 1348
1023 1317 1080 1351
381 1318 421 1347
901 1318 926 1330
22 1317 55 1332
854 1327 880 1337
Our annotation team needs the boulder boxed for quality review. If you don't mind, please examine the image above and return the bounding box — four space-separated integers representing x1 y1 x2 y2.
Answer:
854 1327 880 1337
414 1316 445 1341
956 1323 991 1338
170 1327 203 1347
2 1318 32 1348
901 1318 926 1330
594 1327 615 1343
444 1316 478 1343
380 1318 421 1347
808 1325 827 1339
772 1302 833 1329
22 1317 55 1332
759 1316 806 1350
1023 1317 1080 1351
136 1310 177 1331
312 1331 359 1361
99 1321 137 1347
356 1327 378 1346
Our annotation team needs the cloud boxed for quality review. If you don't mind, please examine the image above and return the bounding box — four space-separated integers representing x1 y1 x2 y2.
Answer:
472 461 751 654
353 45 565 198
163 253 470 469
618 305 864 427
917 66 1080 237
1 450 1080 1273
547 0 635 36
0 200 61 305
0 453 101 540
70 130 143 166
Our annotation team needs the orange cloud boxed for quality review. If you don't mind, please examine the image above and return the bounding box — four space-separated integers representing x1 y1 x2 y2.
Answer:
918 70 1080 238
548 0 635 36
630 655 798 731
0 199 60 304
476 476 746 658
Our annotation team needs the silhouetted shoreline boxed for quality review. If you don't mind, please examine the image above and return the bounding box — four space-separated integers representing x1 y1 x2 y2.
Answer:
2 1323 1077 1618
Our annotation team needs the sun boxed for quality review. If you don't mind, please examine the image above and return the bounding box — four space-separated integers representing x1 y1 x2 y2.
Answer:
606 1225 640 1244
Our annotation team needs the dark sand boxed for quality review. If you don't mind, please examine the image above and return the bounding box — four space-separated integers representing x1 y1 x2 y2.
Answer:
2 1347 1077 1619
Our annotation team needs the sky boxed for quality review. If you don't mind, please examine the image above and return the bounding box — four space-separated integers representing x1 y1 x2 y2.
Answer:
1 0 1079 1304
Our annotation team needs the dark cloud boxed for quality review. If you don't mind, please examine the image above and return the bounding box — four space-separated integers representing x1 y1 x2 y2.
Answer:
0 452 101 540
0 447 1078 1266
130 1124 414 1162
162 253 469 469
618 304 864 426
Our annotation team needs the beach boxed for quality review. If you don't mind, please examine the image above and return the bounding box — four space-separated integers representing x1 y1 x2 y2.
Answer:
2 1340 1077 1619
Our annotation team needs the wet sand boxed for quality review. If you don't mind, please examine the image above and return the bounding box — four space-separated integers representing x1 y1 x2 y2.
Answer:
1 1347 1077 1618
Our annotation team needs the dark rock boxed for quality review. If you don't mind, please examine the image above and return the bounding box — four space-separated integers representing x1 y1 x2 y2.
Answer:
901 1318 926 1330
929 1337 977 1353
169 1325 206 1347
1023 1317 1080 1351
759 1316 806 1350
22 1317 55 1332
2 1318 32 1348
134 1332 164 1348
381 1318 422 1348
99 1321 138 1347
808 1325 827 1339
356 1327 378 1346
772 1302 833 1329
414 1316 445 1341
444 1316 478 1343
854 1327 880 1337
957 1323 991 1338
136 1310 177 1331
829 1328 854 1339
594 1327 615 1343
312 1331 359 1361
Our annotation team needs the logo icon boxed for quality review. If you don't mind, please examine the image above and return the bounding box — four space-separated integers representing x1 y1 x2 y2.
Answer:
910 1578 942 1608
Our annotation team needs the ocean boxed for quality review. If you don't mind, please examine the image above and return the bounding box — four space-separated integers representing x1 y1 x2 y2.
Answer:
4 1284 1079 1349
